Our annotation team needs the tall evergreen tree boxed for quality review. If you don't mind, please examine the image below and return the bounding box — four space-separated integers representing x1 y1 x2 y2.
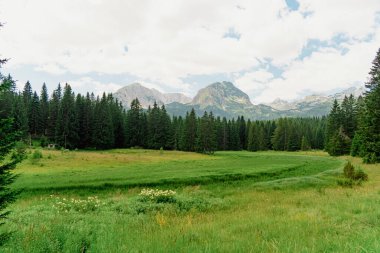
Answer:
56 84 78 149
29 91 41 136
92 93 114 149
0 29 25 244
358 48 380 162
40 83 49 136
47 84 62 142
125 98 145 147
182 109 197 151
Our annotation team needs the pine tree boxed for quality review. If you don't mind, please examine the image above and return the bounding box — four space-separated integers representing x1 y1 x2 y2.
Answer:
56 84 78 149
359 48 380 162
325 99 344 155
125 98 145 147
221 117 229 150
22 81 33 134
272 118 288 151
0 31 25 244
92 93 114 149
29 91 41 136
196 111 217 154
182 109 197 151
238 116 247 150
301 135 311 151
40 83 49 136
47 84 62 143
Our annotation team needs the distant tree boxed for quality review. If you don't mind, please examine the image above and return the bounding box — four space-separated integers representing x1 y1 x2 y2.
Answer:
47 84 61 143
301 135 311 151
39 83 49 136
56 84 78 149
272 118 288 151
182 109 197 151
228 119 240 150
196 111 217 154
92 93 114 149
125 98 145 147
238 116 247 150
29 91 41 136
221 117 229 150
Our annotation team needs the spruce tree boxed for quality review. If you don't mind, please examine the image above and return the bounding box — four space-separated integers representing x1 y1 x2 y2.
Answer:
29 91 41 136
47 84 62 143
40 83 49 136
182 109 197 151
125 98 144 147
56 84 78 149
92 93 114 149
0 31 25 244
359 48 380 162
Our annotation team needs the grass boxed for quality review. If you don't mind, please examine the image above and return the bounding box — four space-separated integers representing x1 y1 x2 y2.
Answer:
2 149 380 252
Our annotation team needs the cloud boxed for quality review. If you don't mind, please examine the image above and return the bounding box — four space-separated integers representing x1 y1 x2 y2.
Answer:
67 77 122 96
0 0 380 101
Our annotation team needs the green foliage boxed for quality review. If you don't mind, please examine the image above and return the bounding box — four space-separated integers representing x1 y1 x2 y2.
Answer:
0 43 25 245
353 168 368 181
31 149 43 160
127 188 223 215
51 195 105 213
341 162 368 186
343 162 355 179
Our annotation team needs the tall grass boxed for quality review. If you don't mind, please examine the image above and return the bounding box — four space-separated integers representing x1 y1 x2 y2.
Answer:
1 150 378 252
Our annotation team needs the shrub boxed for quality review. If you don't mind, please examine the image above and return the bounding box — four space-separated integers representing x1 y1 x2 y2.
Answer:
31 149 43 159
353 168 368 181
339 162 368 187
30 149 43 164
343 162 355 179
337 178 354 188
363 153 377 164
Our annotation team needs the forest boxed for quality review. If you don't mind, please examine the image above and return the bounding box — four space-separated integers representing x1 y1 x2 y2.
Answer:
1 50 379 164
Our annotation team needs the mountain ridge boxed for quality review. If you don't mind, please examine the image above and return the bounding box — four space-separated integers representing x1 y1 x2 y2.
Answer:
114 82 364 120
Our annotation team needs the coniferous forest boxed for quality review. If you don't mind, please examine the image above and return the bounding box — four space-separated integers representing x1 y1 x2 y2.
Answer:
0 78 327 154
1 48 380 162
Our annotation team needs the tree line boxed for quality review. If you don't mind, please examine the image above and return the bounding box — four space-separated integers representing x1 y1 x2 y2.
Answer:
325 48 380 163
0 79 326 154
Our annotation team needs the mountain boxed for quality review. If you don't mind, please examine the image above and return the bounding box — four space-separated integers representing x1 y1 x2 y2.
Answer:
114 82 364 120
113 83 191 108
264 86 365 117
192 81 252 109
166 81 281 119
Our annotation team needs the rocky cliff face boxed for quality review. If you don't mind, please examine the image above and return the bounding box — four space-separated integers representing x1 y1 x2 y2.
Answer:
114 83 191 108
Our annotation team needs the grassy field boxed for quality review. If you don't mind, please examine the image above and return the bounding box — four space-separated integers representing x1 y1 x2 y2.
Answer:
1 149 380 252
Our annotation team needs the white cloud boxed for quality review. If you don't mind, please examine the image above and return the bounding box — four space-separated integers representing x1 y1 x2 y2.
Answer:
67 77 122 96
0 0 380 101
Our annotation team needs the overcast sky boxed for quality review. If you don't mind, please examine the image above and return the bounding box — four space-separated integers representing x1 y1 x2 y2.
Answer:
1 0 380 103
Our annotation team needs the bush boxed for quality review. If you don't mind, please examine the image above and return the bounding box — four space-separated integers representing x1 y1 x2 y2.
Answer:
339 162 368 187
363 153 377 164
31 149 43 159
353 168 368 181
337 178 354 188
343 162 355 179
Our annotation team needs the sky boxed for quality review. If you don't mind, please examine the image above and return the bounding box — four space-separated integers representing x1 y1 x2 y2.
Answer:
0 0 380 104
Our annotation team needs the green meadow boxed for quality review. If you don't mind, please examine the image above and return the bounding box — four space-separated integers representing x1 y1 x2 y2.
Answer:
2 149 380 252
